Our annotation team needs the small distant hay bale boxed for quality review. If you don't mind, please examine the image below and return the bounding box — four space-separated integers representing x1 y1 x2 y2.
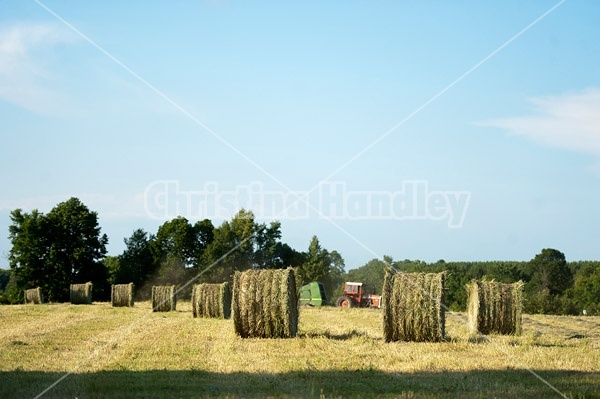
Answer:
467 280 524 336
152 285 177 312
232 268 299 338
383 269 446 342
111 283 135 307
70 282 93 304
24 287 43 304
192 282 231 319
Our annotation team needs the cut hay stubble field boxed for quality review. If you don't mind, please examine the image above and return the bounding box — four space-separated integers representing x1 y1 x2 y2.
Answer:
0 302 598 398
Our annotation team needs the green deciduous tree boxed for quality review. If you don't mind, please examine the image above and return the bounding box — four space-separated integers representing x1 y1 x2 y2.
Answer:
9 198 108 302
322 250 345 301
152 217 197 267
254 221 283 268
8 209 49 302
527 248 572 296
565 264 600 315
202 209 256 282
523 248 572 314
192 219 215 267
104 255 120 283
112 229 156 286
47 198 109 300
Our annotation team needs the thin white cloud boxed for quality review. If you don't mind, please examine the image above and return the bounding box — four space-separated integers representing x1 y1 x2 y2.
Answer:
480 88 600 157
0 22 78 115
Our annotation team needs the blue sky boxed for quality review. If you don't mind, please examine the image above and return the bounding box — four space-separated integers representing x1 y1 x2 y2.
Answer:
1 1 599 270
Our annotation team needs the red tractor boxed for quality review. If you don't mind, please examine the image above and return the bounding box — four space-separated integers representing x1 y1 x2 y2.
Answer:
335 282 382 308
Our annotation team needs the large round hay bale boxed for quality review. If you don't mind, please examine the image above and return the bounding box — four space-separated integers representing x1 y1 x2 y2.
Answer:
232 268 298 338
111 283 135 307
382 269 446 342
192 282 231 319
70 282 93 304
152 285 177 312
467 280 524 335
24 287 43 304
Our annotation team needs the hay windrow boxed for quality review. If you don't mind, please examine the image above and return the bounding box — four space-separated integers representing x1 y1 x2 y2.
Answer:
467 280 524 335
232 268 298 338
152 285 177 312
111 283 134 307
382 269 446 342
192 282 231 319
70 282 93 304
24 287 43 304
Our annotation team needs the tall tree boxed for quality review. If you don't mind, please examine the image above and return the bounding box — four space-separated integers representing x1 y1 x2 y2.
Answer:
46 198 109 299
299 236 331 284
152 216 196 267
113 229 156 286
322 250 345 300
568 266 600 315
202 209 256 282
275 242 306 269
152 217 216 270
254 221 283 268
104 255 121 284
8 209 49 301
527 248 572 296
191 219 215 267
8 198 108 302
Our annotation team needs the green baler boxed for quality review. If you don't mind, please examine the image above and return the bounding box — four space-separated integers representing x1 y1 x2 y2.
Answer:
299 282 328 306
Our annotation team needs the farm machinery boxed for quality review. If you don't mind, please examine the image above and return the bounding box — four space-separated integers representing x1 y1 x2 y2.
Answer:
299 281 382 308
335 282 381 308
299 282 328 306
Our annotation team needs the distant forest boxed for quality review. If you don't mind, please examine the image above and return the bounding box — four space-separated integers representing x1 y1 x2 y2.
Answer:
1 197 598 315
346 253 599 315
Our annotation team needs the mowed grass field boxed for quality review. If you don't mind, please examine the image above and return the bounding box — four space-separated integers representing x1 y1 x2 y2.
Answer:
0 302 598 399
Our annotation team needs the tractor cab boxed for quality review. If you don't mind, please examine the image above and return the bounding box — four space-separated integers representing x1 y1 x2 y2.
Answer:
343 282 363 303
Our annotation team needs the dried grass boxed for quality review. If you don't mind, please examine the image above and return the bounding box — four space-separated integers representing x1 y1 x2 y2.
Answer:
24 287 43 304
192 282 231 319
382 269 446 342
152 285 177 312
70 282 93 305
111 283 135 307
467 280 524 335
232 268 299 338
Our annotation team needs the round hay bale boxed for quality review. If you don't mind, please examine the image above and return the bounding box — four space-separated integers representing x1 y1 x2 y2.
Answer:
192 282 231 319
152 285 177 312
70 282 93 304
467 280 524 336
24 287 43 304
383 269 446 342
111 283 134 307
232 268 298 338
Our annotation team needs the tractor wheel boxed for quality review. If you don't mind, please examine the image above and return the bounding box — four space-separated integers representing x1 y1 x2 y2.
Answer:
336 296 352 308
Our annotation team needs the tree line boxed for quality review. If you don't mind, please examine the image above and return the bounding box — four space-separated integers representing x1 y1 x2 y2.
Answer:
1 197 598 315
0 197 344 303
346 250 600 315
